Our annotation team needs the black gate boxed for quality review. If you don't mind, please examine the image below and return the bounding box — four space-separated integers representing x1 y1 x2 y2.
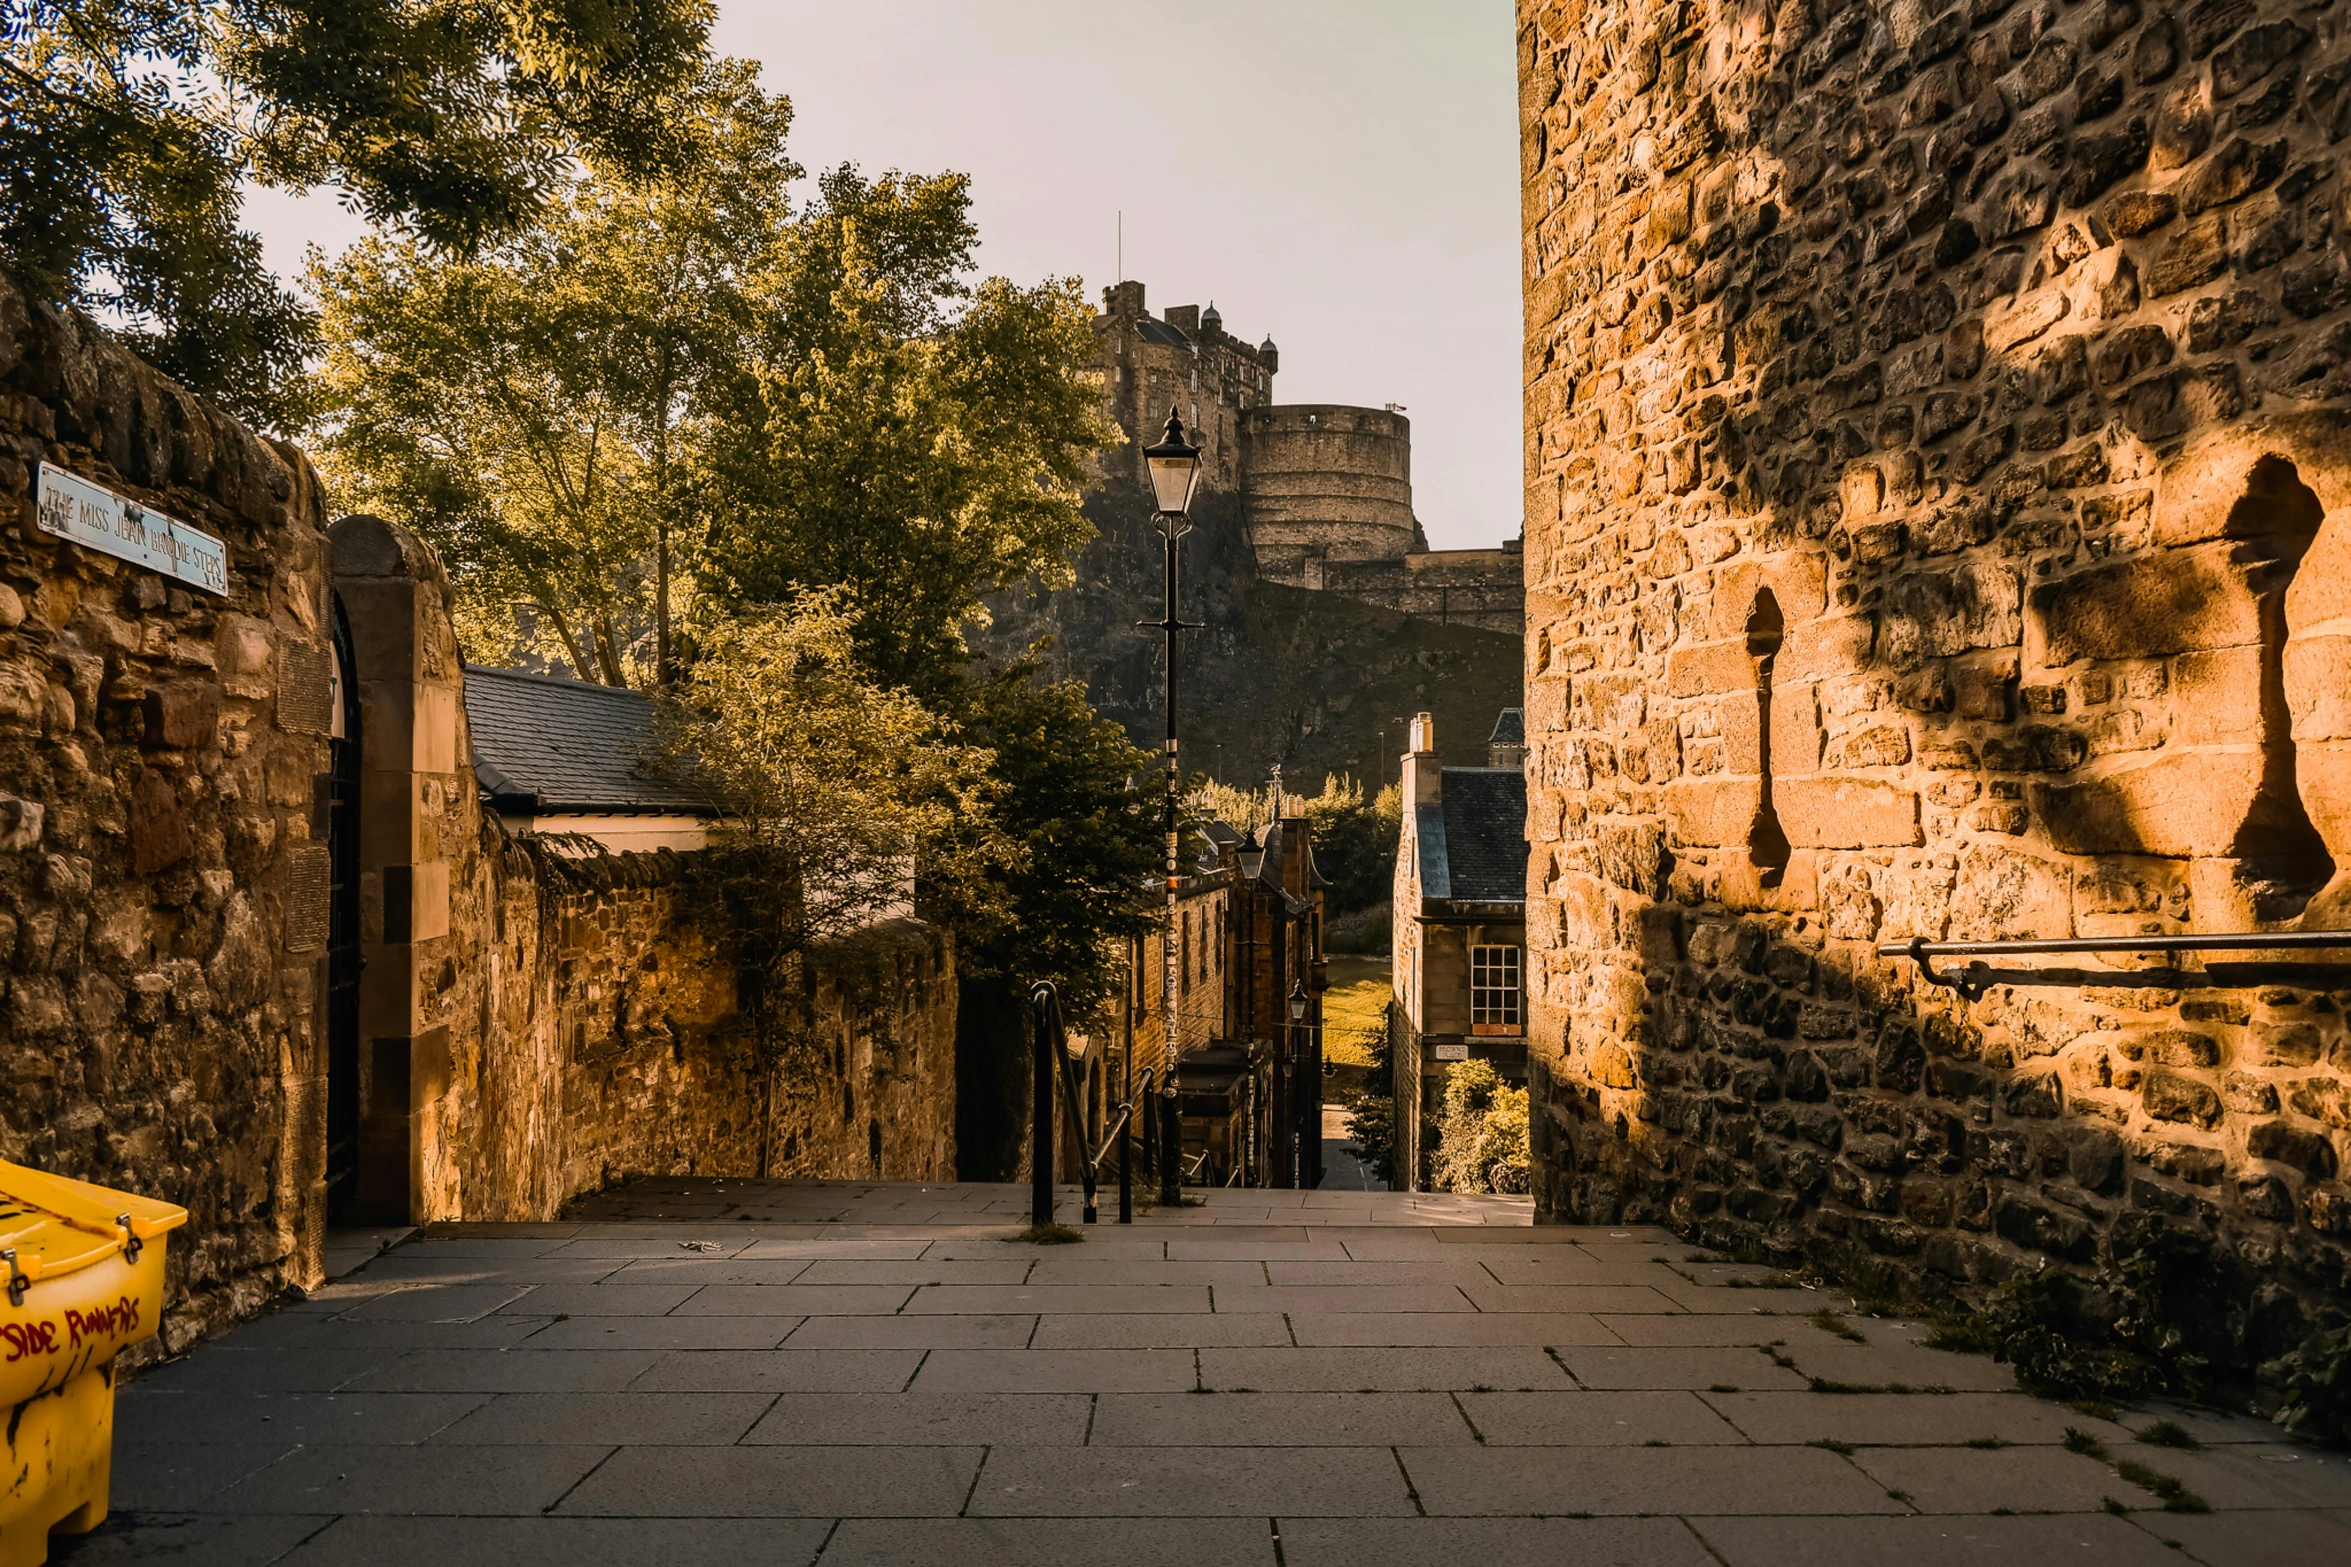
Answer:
324 595 364 1221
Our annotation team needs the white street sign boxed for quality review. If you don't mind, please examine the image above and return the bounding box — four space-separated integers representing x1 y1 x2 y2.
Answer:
33 463 230 597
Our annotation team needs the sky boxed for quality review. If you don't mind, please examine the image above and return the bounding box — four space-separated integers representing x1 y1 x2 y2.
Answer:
243 0 1523 549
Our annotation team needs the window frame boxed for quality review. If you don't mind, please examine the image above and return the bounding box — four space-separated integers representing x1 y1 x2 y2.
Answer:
1469 943 1523 1036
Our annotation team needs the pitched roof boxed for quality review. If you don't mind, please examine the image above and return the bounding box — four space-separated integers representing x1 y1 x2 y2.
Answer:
1432 767 1527 905
463 665 714 816
1488 707 1525 748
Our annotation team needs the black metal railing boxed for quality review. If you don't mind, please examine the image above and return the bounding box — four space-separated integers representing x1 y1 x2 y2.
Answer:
1882 931 2351 1000
1031 981 1166 1227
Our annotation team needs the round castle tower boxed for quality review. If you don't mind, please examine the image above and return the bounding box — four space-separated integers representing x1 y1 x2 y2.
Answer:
1239 404 1419 587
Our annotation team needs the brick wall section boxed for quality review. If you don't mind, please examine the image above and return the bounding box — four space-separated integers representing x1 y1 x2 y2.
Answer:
1519 0 2351 1366
0 271 337 1350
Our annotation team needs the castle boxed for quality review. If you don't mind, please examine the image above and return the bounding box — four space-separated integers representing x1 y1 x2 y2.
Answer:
1093 280 1524 636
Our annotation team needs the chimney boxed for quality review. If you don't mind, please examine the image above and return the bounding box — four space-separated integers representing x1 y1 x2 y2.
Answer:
1401 711 1441 809
1164 304 1201 337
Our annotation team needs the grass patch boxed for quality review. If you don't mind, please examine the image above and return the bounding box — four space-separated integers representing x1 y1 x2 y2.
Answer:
1809 1309 1867 1343
1013 1222 1084 1245
2135 1420 2202 1450
1319 955 1391 1068
2062 1428 2109 1458
2068 1399 2122 1423
2104 1497 2131 1515
2113 1460 2210 1513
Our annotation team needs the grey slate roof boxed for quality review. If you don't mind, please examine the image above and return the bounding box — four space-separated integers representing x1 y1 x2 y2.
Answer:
463 665 714 816
1488 707 1525 748
1430 767 1527 905
1134 318 1193 349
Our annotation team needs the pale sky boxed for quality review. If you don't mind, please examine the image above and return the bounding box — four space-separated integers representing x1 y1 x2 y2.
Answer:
245 0 1523 549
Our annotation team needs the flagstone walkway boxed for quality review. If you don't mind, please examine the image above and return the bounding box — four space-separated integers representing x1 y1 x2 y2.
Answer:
69 1180 2350 1566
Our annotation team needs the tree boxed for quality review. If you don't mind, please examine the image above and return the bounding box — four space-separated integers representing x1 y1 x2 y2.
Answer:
0 0 714 427
308 60 793 683
938 653 1161 1180
1432 1059 1530 1195
652 592 1000 1173
696 165 1111 699
1301 775 1401 915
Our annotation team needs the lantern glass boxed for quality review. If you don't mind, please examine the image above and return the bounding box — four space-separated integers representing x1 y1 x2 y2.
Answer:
1143 407 1202 517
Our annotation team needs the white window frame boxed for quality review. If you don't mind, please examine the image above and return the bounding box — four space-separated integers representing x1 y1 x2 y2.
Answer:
1470 944 1523 1035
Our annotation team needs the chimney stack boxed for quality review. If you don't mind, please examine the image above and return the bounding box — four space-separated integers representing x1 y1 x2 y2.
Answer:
1401 711 1441 809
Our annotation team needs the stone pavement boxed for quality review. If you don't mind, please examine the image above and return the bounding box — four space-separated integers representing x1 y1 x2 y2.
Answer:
67 1180 2351 1566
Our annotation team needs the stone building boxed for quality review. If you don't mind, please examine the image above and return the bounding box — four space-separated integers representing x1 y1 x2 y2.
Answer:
1392 711 1532 1188
1103 806 1330 1187
1094 280 1527 634
0 279 956 1350
1517 0 2351 1371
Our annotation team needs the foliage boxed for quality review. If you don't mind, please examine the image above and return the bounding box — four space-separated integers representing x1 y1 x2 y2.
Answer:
653 594 998 1171
1186 777 1275 837
1345 1006 1399 1187
0 0 713 426
1326 900 1392 956
2264 1320 2351 1446
939 656 1161 1016
308 59 794 684
1432 1058 1528 1195
1319 956 1391 1067
695 165 1113 699
1301 776 1400 915
1932 1215 2216 1402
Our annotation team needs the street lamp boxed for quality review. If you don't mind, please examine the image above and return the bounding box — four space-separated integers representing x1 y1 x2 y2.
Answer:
1287 980 1308 1190
1141 407 1201 1207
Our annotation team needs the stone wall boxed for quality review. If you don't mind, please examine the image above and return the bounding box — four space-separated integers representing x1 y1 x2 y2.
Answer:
0 270 338 1350
0 293 956 1355
1321 546 1530 635
1519 0 2351 1370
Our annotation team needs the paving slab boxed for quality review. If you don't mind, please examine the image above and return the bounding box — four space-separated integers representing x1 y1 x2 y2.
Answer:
1399 1444 1910 1516
1694 1512 2189 1566
1774 1340 2020 1392
210 1313 551 1351
1030 1312 1292 1349
36 1510 331 1564
600 1258 815 1285
1596 1312 1806 1347
133 1347 403 1395
743 1390 1091 1445
1702 1390 2129 1447
429 1391 775 1445
1021 1257 1265 1286
272 1516 828 1567
495 1283 703 1317
911 1348 1197 1393
1198 1346 1570 1391
2136 1506 2351 1566
628 1348 920 1393
556 1444 982 1516
793 1259 1034 1284
1556 1346 1807 1391
115 1389 488 1447
1458 1389 1750 1445
1285 1310 1620 1347
668 1283 915 1315
1089 1391 1475 1446
818 1516 1278 1566
904 1283 1212 1314
1210 1284 1476 1314
969 1444 1417 1516
104 1444 300 1511
779 1313 1035 1349
342 1348 660 1394
359 1254 626 1285
212 1442 612 1515
515 1314 803 1350
1460 1282 1689 1314
1848 1445 2128 1514
1278 1516 1718 1567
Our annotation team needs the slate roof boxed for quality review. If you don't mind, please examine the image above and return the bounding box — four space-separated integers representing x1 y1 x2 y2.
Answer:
1134 317 1194 349
1423 767 1528 906
1488 707 1525 748
463 665 714 816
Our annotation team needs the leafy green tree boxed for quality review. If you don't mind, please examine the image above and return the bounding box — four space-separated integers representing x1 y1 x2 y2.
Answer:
696 166 1111 699
1301 774 1401 915
1432 1059 1529 1195
940 654 1161 1180
0 0 714 427
308 60 793 683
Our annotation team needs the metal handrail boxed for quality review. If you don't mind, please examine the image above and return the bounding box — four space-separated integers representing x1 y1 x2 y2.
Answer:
1031 983 1159 1226
1882 931 2351 1000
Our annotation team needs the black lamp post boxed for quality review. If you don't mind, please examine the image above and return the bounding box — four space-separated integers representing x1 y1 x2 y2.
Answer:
1286 980 1308 1190
1141 407 1201 1207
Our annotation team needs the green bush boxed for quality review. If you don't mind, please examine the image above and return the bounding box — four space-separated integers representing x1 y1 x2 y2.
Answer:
1432 1059 1529 1195
2265 1321 2351 1446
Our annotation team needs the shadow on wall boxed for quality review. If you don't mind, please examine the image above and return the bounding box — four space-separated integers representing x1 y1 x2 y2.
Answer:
1520 0 2351 1382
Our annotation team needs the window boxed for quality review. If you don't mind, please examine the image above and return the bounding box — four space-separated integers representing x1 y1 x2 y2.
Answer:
1471 945 1522 1035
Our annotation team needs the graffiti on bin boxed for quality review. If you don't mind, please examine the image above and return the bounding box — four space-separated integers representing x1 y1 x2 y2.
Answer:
3 1294 143 1361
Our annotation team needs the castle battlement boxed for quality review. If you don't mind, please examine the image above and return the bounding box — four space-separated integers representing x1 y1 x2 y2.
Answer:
1092 280 1523 638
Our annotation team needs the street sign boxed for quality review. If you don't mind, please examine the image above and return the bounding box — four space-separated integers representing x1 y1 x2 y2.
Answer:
1432 1042 1468 1061
33 464 230 596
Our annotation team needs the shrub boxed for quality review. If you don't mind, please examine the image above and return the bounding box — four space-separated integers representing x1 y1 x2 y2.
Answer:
1432 1059 1530 1195
2264 1321 2351 1446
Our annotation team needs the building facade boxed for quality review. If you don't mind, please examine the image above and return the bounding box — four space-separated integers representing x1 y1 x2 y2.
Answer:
1392 711 1532 1188
1093 281 1526 635
1519 0 2351 1370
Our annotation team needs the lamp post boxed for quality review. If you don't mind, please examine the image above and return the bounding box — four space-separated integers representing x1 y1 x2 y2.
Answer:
1141 407 1202 1208
1287 980 1308 1189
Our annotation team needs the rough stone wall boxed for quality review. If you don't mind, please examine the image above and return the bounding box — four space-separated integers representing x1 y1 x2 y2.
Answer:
1242 404 1421 571
1321 546 1530 634
0 271 338 1351
1520 0 2351 1369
